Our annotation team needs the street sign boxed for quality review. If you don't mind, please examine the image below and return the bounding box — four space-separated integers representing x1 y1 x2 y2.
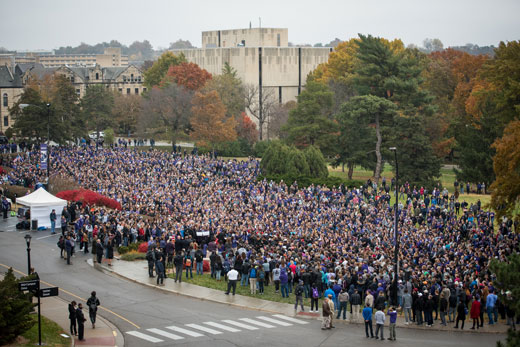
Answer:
18 279 39 292
38 287 59 298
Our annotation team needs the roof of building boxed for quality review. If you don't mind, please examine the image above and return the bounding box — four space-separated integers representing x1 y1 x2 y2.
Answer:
0 65 23 88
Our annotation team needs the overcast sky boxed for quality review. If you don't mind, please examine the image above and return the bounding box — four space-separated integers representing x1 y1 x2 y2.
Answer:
2 0 519 51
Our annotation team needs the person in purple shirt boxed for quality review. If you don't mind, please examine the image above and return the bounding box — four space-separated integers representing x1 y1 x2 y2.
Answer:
387 307 398 341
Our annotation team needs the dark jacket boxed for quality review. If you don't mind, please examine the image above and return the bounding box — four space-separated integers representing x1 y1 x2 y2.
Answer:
86 296 100 313
351 292 362 305
68 304 76 320
76 308 86 325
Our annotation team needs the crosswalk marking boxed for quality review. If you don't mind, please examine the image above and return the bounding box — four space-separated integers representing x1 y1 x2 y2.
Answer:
166 325 204 337
222 320 259 330
185 323 222 335
147 328 184 340
127 331 164 343
273 314 309 324
239 318 275 328
204 321 241 332
256 316 293 326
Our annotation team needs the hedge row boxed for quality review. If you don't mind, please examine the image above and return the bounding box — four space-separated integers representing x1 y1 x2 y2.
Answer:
257 174 364 189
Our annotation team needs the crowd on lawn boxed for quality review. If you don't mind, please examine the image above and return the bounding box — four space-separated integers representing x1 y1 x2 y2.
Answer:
3 145 520 334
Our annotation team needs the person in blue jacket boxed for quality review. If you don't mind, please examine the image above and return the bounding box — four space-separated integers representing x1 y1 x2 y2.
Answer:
363 304 374 338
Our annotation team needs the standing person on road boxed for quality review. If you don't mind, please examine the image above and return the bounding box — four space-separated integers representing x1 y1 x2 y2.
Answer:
322 294 332 330
95 238 104 264
336 288 349 320
50 209 56 234
351 289 362 322
76 303 86 341
402 289 413 324
225 267 239 295
374 307 385 340
156 255 165 285
362 304 374 338
65 235 73 265
387 306 397 341
174 251 183 283
294 280 305 312
86 291 100 329
68 301 77 336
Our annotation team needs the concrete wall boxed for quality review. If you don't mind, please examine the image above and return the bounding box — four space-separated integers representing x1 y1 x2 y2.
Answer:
202 28 288 48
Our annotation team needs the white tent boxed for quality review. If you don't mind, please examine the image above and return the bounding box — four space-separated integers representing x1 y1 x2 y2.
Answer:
16 188 67 229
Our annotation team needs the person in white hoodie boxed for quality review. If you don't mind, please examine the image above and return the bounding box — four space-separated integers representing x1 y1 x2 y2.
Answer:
374 308 385 340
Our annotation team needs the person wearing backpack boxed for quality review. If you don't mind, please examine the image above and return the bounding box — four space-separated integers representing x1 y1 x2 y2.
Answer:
86 291 100 329
258 267 265 294
195 248 204 275
249 265 258 294
146 245 156 278
311 283 320 312
295 280 305 312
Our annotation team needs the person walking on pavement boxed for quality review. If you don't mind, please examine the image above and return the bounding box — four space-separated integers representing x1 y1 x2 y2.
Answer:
363 304 374 338
225 267 239 295
174 251 183 283
86 291 100 329
374 307 386 340
68 301 77 336
50 209 56 234
76 303 87 341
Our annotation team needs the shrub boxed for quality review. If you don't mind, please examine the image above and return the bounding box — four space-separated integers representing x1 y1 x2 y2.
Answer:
128 242 139 251
118 246 129 254
137 242 149 253
257 174 364 190
253 140 269 158
56 189 122 210
104 128 115 145
1 184 30 203
120 251 146 261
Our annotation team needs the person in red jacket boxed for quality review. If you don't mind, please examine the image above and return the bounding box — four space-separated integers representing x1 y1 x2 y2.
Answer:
470 295 481 329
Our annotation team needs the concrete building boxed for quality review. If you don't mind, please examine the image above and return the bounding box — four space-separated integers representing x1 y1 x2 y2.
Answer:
0 48 128 69
173 28 332 136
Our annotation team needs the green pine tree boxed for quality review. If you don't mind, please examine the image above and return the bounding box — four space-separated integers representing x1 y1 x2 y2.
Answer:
0 268 36 345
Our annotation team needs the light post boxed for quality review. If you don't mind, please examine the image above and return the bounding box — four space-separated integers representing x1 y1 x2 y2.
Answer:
389 147 399 306
24 234 32 276
46 103 51 181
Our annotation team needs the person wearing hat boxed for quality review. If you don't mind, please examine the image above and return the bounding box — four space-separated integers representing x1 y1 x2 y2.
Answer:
294 280 305 312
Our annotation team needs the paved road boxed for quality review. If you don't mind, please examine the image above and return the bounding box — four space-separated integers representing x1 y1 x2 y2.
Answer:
0 218 505 347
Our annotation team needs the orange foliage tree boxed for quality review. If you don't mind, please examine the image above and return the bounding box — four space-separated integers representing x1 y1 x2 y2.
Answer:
190 91 237 149
161 62 212 91
236 112 258 144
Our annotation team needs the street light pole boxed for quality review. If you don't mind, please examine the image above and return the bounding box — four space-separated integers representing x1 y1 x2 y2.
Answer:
24 234 32 276
389 147 399 306
46 103 51 182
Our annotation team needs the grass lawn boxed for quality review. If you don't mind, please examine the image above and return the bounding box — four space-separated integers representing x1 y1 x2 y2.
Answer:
19 315 70 347
167 272 319 308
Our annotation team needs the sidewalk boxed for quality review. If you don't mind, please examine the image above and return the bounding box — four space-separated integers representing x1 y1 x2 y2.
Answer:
40 296 123 347
91 258 509 335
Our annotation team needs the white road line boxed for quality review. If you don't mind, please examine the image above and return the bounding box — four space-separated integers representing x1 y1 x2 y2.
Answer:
272 314 309 324
256 316 293 326
166 325 204 337
222 320 259 330
126 331 164 343
146 328 184 340
204 321 240 332
239 318 275 328
185 323 222 335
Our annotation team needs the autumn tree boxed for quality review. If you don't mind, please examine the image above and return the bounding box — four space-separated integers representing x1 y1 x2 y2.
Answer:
143 51 186 88
204 63 245 119
283 81 336 153
244 84 275 140
236 112 258 145
112 92 141 135
490 120 520 219
139 83 193 144
190 90 237 149
161 62 212 91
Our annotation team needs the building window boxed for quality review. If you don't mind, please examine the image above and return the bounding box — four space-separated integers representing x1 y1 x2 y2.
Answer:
127 88 130 95
2 93 7 107
135 88 139 95
76 89 80 95
138 76 141 82
277 34 281 47
131 74 134 82
3 116 8 127
143 87 147 93
123 76 126 82
96 72 99 80
118 88 123 93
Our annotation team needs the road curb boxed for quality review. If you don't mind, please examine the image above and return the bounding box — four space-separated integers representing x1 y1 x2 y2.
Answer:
89 260 507 335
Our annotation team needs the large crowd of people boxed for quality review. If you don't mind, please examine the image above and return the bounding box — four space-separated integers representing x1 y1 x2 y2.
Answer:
3 144 519 331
